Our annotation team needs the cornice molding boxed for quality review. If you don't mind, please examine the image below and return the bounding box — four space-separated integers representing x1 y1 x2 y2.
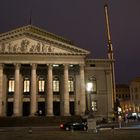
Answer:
86 58 115 63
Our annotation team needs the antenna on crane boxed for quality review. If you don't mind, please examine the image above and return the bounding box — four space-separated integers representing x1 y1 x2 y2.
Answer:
104 0 113 60
104 0 116 109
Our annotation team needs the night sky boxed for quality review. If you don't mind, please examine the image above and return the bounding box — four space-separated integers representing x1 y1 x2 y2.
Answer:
0 0 140 85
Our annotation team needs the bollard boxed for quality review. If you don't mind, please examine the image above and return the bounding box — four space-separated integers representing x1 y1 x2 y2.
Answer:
71 126 74 132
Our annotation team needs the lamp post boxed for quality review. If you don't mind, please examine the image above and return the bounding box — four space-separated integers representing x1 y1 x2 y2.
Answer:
86 82 93 118
86 82 97 132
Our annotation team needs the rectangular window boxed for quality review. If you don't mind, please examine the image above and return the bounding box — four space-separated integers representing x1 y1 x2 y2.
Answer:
8 79 15 92
24 79 30 92
91 100 97 111
39 79 45 92
53 80 59 92
68 80 74 92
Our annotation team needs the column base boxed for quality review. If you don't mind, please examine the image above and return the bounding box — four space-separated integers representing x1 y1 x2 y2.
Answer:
12 114 22 117
46 114 54 117
63 113 71 116
29 113 38 117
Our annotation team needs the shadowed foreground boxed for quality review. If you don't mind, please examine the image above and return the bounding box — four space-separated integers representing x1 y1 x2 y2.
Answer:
0 129 139 140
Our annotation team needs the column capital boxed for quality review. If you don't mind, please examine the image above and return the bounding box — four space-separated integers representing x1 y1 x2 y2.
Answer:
31 63 37 69
14 63 21 69
63 64 69 69
0 64 4 69
47 63 53 68
79 64 85 69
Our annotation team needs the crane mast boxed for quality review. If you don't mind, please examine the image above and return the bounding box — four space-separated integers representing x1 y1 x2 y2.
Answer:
104 1 116 108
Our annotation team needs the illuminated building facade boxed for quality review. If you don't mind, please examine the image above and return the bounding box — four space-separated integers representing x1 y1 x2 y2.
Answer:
130 77 140 113
0 25 114 119
116 84 131 113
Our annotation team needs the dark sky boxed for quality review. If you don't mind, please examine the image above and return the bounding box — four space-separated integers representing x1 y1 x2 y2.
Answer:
0 0 140 84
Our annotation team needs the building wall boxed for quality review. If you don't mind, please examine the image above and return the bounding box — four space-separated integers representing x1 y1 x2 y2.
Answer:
85 59 113 119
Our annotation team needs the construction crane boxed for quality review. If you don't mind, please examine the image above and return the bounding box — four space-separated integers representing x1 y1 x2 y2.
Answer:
104 0 116 110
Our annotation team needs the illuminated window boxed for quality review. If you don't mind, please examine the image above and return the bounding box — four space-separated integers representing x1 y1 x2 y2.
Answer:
87 76 97 93
91 100 97 111
53 77 59 92
8 79 15 92
24 78 30 92
39 78 45 92
68 78 74 92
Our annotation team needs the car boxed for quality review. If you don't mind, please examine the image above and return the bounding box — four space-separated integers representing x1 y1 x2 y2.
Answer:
60 121 88 131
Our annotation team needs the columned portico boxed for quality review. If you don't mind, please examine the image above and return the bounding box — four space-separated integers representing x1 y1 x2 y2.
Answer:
30 64 37 116
63 64 70 116
13 64 21 116
46 64 53 116
0 64 4 116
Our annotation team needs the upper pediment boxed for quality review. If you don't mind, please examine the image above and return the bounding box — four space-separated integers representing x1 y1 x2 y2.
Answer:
0 25 90 56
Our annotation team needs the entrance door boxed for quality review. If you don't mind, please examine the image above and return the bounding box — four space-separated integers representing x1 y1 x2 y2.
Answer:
38 102 45 116
70 101 74 115
7 102 13 116
23 102 30 116
53 102 60 116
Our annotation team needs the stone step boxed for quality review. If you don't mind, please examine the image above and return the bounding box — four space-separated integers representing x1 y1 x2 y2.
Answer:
0 116 82 127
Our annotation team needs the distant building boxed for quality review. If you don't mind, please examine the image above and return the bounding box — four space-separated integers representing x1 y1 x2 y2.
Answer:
116 77 140 115
130 77 140 113
0 25 114 119
116 84 131 113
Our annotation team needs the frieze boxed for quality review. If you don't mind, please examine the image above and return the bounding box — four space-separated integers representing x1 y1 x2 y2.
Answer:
0 38 55 54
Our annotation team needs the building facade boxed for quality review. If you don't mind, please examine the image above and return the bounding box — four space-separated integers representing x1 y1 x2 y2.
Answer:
0 25 114 118
116 84 130 113
130 77 140 113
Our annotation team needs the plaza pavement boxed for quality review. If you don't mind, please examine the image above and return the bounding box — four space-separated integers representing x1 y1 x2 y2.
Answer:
0 125 140 140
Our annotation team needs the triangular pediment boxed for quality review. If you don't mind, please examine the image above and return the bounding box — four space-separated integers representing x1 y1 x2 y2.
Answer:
0 25 90 56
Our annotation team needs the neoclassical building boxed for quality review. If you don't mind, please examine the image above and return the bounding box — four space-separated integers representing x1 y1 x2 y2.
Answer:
0 25 114 118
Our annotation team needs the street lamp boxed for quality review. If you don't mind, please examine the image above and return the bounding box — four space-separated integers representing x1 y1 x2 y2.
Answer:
86 81 97 132
86 82 93 118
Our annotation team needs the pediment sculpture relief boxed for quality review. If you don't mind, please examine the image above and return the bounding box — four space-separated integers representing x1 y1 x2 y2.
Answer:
0 39 55 54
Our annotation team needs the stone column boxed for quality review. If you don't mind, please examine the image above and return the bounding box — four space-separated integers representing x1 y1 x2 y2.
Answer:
79 64 86 116
63 64 70 116
75 75 80 115
46 64 53 116
30 64 37 116
0 64 4 116
3 74 7 116
13 64 21 116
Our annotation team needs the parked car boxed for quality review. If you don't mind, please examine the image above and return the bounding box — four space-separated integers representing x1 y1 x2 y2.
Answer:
60 121 88 131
